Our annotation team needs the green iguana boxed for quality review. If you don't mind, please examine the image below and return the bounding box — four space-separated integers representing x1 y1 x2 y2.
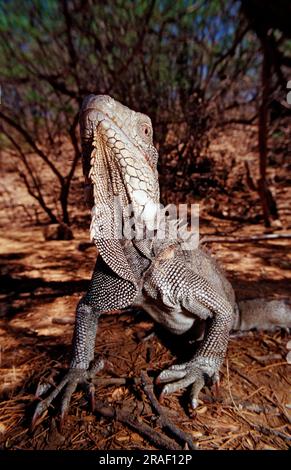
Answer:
33 95 291 426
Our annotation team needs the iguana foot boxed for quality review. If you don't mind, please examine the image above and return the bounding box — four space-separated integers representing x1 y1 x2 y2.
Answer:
156 356 220 409
32 358 104 430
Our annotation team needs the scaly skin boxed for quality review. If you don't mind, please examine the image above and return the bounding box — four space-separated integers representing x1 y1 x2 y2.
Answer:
33 95 291 427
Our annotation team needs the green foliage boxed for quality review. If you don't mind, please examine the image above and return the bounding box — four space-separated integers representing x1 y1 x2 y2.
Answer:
0 0 250 122
0 0 267 221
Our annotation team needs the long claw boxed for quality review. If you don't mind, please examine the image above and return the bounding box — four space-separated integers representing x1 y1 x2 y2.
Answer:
60 377 80 425
60 409 67 432
31 401 48 431
31 375 69 430
35 381 51 398
88 383 95 412
214 377 220 397
190 377 205 409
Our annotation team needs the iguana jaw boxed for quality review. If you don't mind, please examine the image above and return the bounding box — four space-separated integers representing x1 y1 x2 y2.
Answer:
80 95 160 233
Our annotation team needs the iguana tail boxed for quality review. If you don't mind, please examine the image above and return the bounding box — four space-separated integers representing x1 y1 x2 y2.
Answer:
232 298 291 332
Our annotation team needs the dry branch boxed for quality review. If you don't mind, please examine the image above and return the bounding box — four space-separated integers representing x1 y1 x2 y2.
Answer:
201 233 291 244
94 401 181 450
140 371 197 450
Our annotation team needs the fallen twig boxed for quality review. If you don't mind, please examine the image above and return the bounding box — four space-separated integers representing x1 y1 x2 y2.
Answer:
93 377 141 387
240 415 291 444
140 371 197 450
201 233 291 244
52 317 75 325
94 401 181 450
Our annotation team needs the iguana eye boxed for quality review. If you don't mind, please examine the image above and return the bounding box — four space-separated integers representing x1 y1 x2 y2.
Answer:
139 123 152 140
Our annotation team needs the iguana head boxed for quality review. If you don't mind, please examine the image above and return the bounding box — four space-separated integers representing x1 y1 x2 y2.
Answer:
80 94 160 234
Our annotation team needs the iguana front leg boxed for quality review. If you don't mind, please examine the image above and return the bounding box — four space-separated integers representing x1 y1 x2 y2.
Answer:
32 258 135 427
32 301 103 427
142 256 234 408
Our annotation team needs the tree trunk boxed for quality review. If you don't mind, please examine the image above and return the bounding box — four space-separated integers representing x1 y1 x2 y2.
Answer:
257 37 279 227
60 183 70 226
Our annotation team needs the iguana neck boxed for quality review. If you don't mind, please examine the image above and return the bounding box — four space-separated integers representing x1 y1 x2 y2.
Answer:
80 94 160 285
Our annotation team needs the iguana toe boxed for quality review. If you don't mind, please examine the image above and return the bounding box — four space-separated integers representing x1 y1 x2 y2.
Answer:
157 356 220 408
32 359 105 430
